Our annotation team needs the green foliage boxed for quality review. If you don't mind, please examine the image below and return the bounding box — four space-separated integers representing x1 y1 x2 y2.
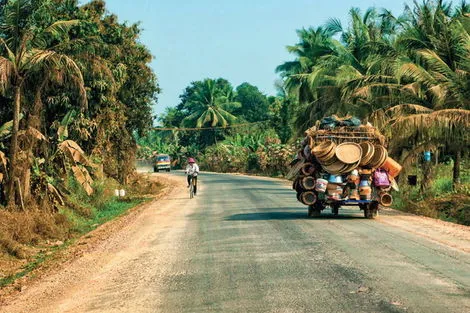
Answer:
277 1 470 138
179 78 239 128
0 0 159 206
234 82 270 122
198 130 297 176
393 161 470 225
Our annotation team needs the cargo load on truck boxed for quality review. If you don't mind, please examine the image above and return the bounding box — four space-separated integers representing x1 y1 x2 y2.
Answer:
289 115 403 219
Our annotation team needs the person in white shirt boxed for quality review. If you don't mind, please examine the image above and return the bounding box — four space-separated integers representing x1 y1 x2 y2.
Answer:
185 157 199 195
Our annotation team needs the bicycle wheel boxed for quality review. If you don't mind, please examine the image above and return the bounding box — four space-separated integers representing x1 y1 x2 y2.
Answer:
189 182 194 199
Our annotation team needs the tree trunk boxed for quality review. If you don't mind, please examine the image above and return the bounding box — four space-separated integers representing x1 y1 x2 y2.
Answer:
420 162 433 194
22 83 45 201
453 150 461 190
7 86 21 207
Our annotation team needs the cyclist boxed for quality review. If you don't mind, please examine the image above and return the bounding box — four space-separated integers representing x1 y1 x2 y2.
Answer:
185 157 199 195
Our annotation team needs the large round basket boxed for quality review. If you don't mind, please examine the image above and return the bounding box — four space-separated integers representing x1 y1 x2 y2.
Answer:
359 142 375 166
312 141 336 161
322 160 346 175
368 145 388 169
335 142 362 165
365 145 388 168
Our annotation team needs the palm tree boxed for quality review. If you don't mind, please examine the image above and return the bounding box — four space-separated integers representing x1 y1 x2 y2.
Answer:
384 1 470 189
277 8 403 134
276 27 342 132
372 105 469 189
396 1 470 110
0 0 86 206
182 79 239 128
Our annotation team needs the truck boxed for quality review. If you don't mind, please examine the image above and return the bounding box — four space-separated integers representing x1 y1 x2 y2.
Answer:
291 117 400 219
153 154 171 172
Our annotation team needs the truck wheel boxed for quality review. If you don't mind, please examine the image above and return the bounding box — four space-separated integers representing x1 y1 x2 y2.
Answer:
166 168 171 172
308 201 324 218
308 206 321 218
153 167 158 173
364 201 379 219
331 204 339 216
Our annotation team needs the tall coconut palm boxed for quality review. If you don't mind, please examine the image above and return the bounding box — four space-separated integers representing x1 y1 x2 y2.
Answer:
277 8 404 134
361 1 470 190
325 7 406 114
396 1 470 110
182 79 239 128
276 27 342 132
0 0 86 206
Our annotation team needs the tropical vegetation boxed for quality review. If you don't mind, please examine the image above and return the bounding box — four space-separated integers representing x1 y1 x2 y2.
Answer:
0 0 159 278
145 0 469 224
274 0 469 223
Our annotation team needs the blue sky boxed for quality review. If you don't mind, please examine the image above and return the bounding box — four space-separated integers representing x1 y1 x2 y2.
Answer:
100 0 414 117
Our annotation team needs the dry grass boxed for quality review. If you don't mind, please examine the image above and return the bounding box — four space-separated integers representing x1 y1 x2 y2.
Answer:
126 173 164 196
0 238 28 259
0 172 164 287
0 210 70 248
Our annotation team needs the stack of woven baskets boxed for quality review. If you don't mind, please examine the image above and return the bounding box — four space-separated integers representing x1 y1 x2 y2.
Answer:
292 122 402 207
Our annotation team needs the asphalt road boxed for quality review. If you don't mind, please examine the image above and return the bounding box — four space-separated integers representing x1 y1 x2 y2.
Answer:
157 172 470 313
3 171 470 313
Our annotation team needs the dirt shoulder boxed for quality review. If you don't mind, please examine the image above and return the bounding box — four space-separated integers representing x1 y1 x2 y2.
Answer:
0 173 178 307
378 207 470 253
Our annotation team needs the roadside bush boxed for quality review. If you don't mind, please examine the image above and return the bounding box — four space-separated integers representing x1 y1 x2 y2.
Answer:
199 139 296 177
393 162 470 225
0 209 70 258
247 153 261 172
200 144 249 172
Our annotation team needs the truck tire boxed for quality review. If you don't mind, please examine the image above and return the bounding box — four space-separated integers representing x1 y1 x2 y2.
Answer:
364 201 379 219
153 167 158 173
331 204 340 216
308 201 324 218
308 206 321 217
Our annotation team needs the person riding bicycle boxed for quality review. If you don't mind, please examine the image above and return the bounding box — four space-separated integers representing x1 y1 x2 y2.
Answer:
185 158 199 195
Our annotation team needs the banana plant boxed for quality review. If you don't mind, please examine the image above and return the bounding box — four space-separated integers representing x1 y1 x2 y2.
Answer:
0 114 24 148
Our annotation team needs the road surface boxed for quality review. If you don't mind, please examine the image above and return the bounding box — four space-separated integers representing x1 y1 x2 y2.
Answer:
2 171 470 313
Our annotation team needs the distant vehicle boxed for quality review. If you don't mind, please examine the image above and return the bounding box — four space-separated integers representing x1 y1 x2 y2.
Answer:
153 154 171 172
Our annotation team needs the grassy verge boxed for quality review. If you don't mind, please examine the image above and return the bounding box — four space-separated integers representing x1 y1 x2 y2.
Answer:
0 174 162 289
0 197 150 288
393 161 470 226
61 197 149 235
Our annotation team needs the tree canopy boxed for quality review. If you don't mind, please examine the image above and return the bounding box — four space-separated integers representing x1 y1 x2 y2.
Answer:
0 0 159 207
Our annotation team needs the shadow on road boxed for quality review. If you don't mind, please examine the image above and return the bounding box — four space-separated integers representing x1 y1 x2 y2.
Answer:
225 210 365 221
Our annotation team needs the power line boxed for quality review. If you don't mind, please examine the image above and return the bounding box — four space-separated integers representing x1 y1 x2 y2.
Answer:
151 121 268 131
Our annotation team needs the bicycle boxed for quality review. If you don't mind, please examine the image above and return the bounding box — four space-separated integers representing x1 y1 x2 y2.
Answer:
188 174 197 199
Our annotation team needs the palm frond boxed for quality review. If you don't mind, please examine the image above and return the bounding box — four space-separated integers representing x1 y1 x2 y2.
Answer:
418 49 455 79
42 20 80 38
391 109 470 148
181 110 202 127
385 104 434 116
0 38 16 66
23 49 87 110
195 110 209 128
396 61 437 87
325 18 343 34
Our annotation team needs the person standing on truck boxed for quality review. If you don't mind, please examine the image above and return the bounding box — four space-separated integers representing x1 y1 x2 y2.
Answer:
185 158 199 195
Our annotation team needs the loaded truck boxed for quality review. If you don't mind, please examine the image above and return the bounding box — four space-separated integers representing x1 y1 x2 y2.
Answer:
291 116 401 219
